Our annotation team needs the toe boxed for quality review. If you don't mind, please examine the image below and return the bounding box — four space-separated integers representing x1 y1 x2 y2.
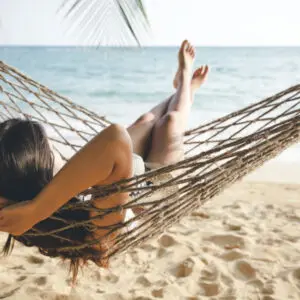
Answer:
180 40 189 54
203 65 209 76
181 40 188 47
190 46 196 58
199 65 205 75
180 40 188 50
184 40 190 51
192 67 201 79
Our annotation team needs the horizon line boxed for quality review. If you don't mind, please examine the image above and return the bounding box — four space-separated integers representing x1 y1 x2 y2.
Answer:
1 44 300 48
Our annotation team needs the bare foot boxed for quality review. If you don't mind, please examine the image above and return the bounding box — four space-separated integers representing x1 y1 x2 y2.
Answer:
191 65 209 92
173 40 195 88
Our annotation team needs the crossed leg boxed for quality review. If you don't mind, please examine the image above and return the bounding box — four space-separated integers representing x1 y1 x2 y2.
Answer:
126 95 172 158
127 40 209 167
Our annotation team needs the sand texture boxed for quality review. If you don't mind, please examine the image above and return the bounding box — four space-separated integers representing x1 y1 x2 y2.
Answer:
1 177 300 299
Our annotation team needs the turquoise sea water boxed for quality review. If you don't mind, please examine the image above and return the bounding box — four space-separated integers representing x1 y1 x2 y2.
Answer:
1 46 300 162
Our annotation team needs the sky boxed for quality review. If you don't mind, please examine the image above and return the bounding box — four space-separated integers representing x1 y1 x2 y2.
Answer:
0 0 300 46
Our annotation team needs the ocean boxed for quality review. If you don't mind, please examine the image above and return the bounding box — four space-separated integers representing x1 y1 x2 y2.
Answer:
1 46 300 163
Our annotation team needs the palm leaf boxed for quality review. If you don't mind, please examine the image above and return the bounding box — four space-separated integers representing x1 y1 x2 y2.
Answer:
58 0 150 46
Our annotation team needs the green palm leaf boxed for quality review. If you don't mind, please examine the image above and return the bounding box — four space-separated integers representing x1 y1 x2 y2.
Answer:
58 0 150 46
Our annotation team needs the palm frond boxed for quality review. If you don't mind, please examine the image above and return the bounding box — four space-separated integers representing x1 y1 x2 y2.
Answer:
58 0 150 46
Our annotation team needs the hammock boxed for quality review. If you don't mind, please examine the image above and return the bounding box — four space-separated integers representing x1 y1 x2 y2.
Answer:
0 60 300 262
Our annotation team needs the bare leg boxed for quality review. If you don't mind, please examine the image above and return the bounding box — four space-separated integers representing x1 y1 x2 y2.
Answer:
126 42 190 158
147 41 209 166
126 95 173 158
127 42 208 161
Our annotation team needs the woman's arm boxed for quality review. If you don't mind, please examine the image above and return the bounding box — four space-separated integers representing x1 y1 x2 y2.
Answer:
34 124 132 220
0 124 133 235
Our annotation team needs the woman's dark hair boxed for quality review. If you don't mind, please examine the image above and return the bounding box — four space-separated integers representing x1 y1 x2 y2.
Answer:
0 118 103 281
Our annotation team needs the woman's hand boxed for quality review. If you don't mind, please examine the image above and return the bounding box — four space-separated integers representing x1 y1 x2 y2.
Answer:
0 200 39 236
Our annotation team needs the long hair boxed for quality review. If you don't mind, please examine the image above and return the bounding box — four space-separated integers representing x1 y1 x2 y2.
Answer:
0 119 104 281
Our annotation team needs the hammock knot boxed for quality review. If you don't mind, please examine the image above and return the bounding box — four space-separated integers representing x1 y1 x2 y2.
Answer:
113 183 123 193
115 205 124 214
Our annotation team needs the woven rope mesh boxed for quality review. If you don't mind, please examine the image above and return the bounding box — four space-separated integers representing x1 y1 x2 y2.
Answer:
1 60 300 259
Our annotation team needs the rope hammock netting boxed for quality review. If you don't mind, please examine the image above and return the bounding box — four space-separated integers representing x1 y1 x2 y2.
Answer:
0 60 300 264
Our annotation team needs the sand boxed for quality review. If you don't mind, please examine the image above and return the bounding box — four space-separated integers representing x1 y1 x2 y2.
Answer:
1 161 300 300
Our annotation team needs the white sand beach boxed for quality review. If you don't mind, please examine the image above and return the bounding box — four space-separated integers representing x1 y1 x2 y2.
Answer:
1 160 300 300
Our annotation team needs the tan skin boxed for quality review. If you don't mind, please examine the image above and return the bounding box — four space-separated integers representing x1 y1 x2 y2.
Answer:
0 41 209 246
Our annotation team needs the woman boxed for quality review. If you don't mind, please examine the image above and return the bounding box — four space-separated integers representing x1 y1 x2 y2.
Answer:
0 40 208 278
